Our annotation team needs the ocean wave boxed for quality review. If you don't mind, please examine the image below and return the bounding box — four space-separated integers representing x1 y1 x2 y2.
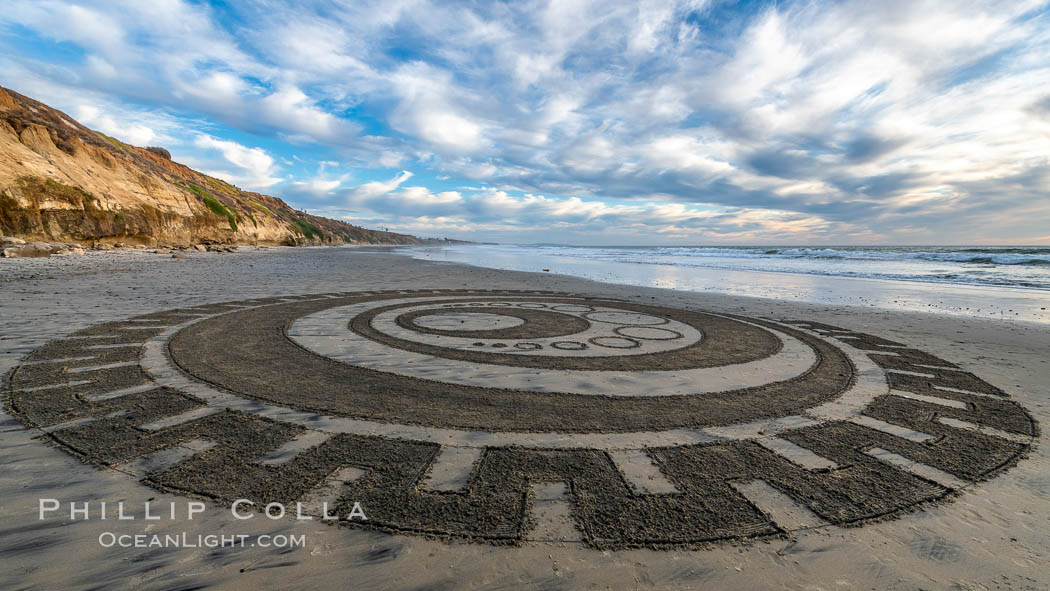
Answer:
619 246 1050 267
957 247 1050 255
518 245 1050 290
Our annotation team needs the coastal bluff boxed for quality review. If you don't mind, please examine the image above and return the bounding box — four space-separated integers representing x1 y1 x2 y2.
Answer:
0 85 429 252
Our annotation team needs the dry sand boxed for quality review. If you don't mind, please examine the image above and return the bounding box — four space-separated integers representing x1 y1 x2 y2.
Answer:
1 247 1047 590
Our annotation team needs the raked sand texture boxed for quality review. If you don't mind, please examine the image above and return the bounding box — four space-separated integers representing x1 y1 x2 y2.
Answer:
1 247 1048 589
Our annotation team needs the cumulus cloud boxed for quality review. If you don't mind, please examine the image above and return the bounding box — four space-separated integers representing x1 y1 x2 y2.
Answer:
76 105 157 146
288 161 353 196
347 171 414 200
388 63 488 153
192 135 283 189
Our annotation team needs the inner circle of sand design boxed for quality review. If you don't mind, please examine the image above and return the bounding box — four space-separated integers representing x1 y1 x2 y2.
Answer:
395 305 591 340
411 312 526 331
374 300 700 357
348 297 781 370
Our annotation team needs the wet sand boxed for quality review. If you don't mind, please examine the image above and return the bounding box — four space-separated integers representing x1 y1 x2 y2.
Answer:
1 247 1048 590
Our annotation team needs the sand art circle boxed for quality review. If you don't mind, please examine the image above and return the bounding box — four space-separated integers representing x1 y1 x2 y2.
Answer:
588 336 640 349
614 325 683 340
3 289 1037 549
411 312 526 331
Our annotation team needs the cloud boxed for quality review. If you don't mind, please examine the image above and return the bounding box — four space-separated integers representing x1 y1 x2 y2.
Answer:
192 135 283 189
259 86 357 143
389 63 488 152
293 179 344 195
288 162 353 196
336 175 845 243
346 171 414 200
2 0 1049 244
76 105 157 146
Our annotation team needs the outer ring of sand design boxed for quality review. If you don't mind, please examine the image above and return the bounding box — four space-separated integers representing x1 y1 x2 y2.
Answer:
165 291 855 433
336 299 705 360
142 316 871 449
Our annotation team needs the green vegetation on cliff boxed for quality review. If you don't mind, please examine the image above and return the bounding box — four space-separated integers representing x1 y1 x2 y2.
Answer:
185 182 238 231
16 175 97 208
292 219 323 240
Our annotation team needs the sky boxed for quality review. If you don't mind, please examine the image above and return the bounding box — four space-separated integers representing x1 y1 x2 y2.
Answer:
2 0 1049 245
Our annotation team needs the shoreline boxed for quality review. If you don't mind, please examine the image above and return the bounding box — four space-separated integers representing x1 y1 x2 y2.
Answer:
3 243 1048 326
7 241 1048 324
1 248 1048 589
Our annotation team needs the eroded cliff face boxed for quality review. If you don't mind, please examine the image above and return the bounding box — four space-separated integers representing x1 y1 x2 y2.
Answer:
0 86 422 247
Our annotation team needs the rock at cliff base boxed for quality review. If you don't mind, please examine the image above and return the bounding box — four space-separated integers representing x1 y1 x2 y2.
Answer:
2 242 61 258
1 236 27 247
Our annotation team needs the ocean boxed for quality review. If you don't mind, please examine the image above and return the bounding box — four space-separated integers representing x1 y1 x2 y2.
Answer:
394 244 1050 323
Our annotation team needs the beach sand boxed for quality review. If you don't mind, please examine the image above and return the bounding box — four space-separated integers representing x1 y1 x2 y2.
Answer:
1 247 1047 590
